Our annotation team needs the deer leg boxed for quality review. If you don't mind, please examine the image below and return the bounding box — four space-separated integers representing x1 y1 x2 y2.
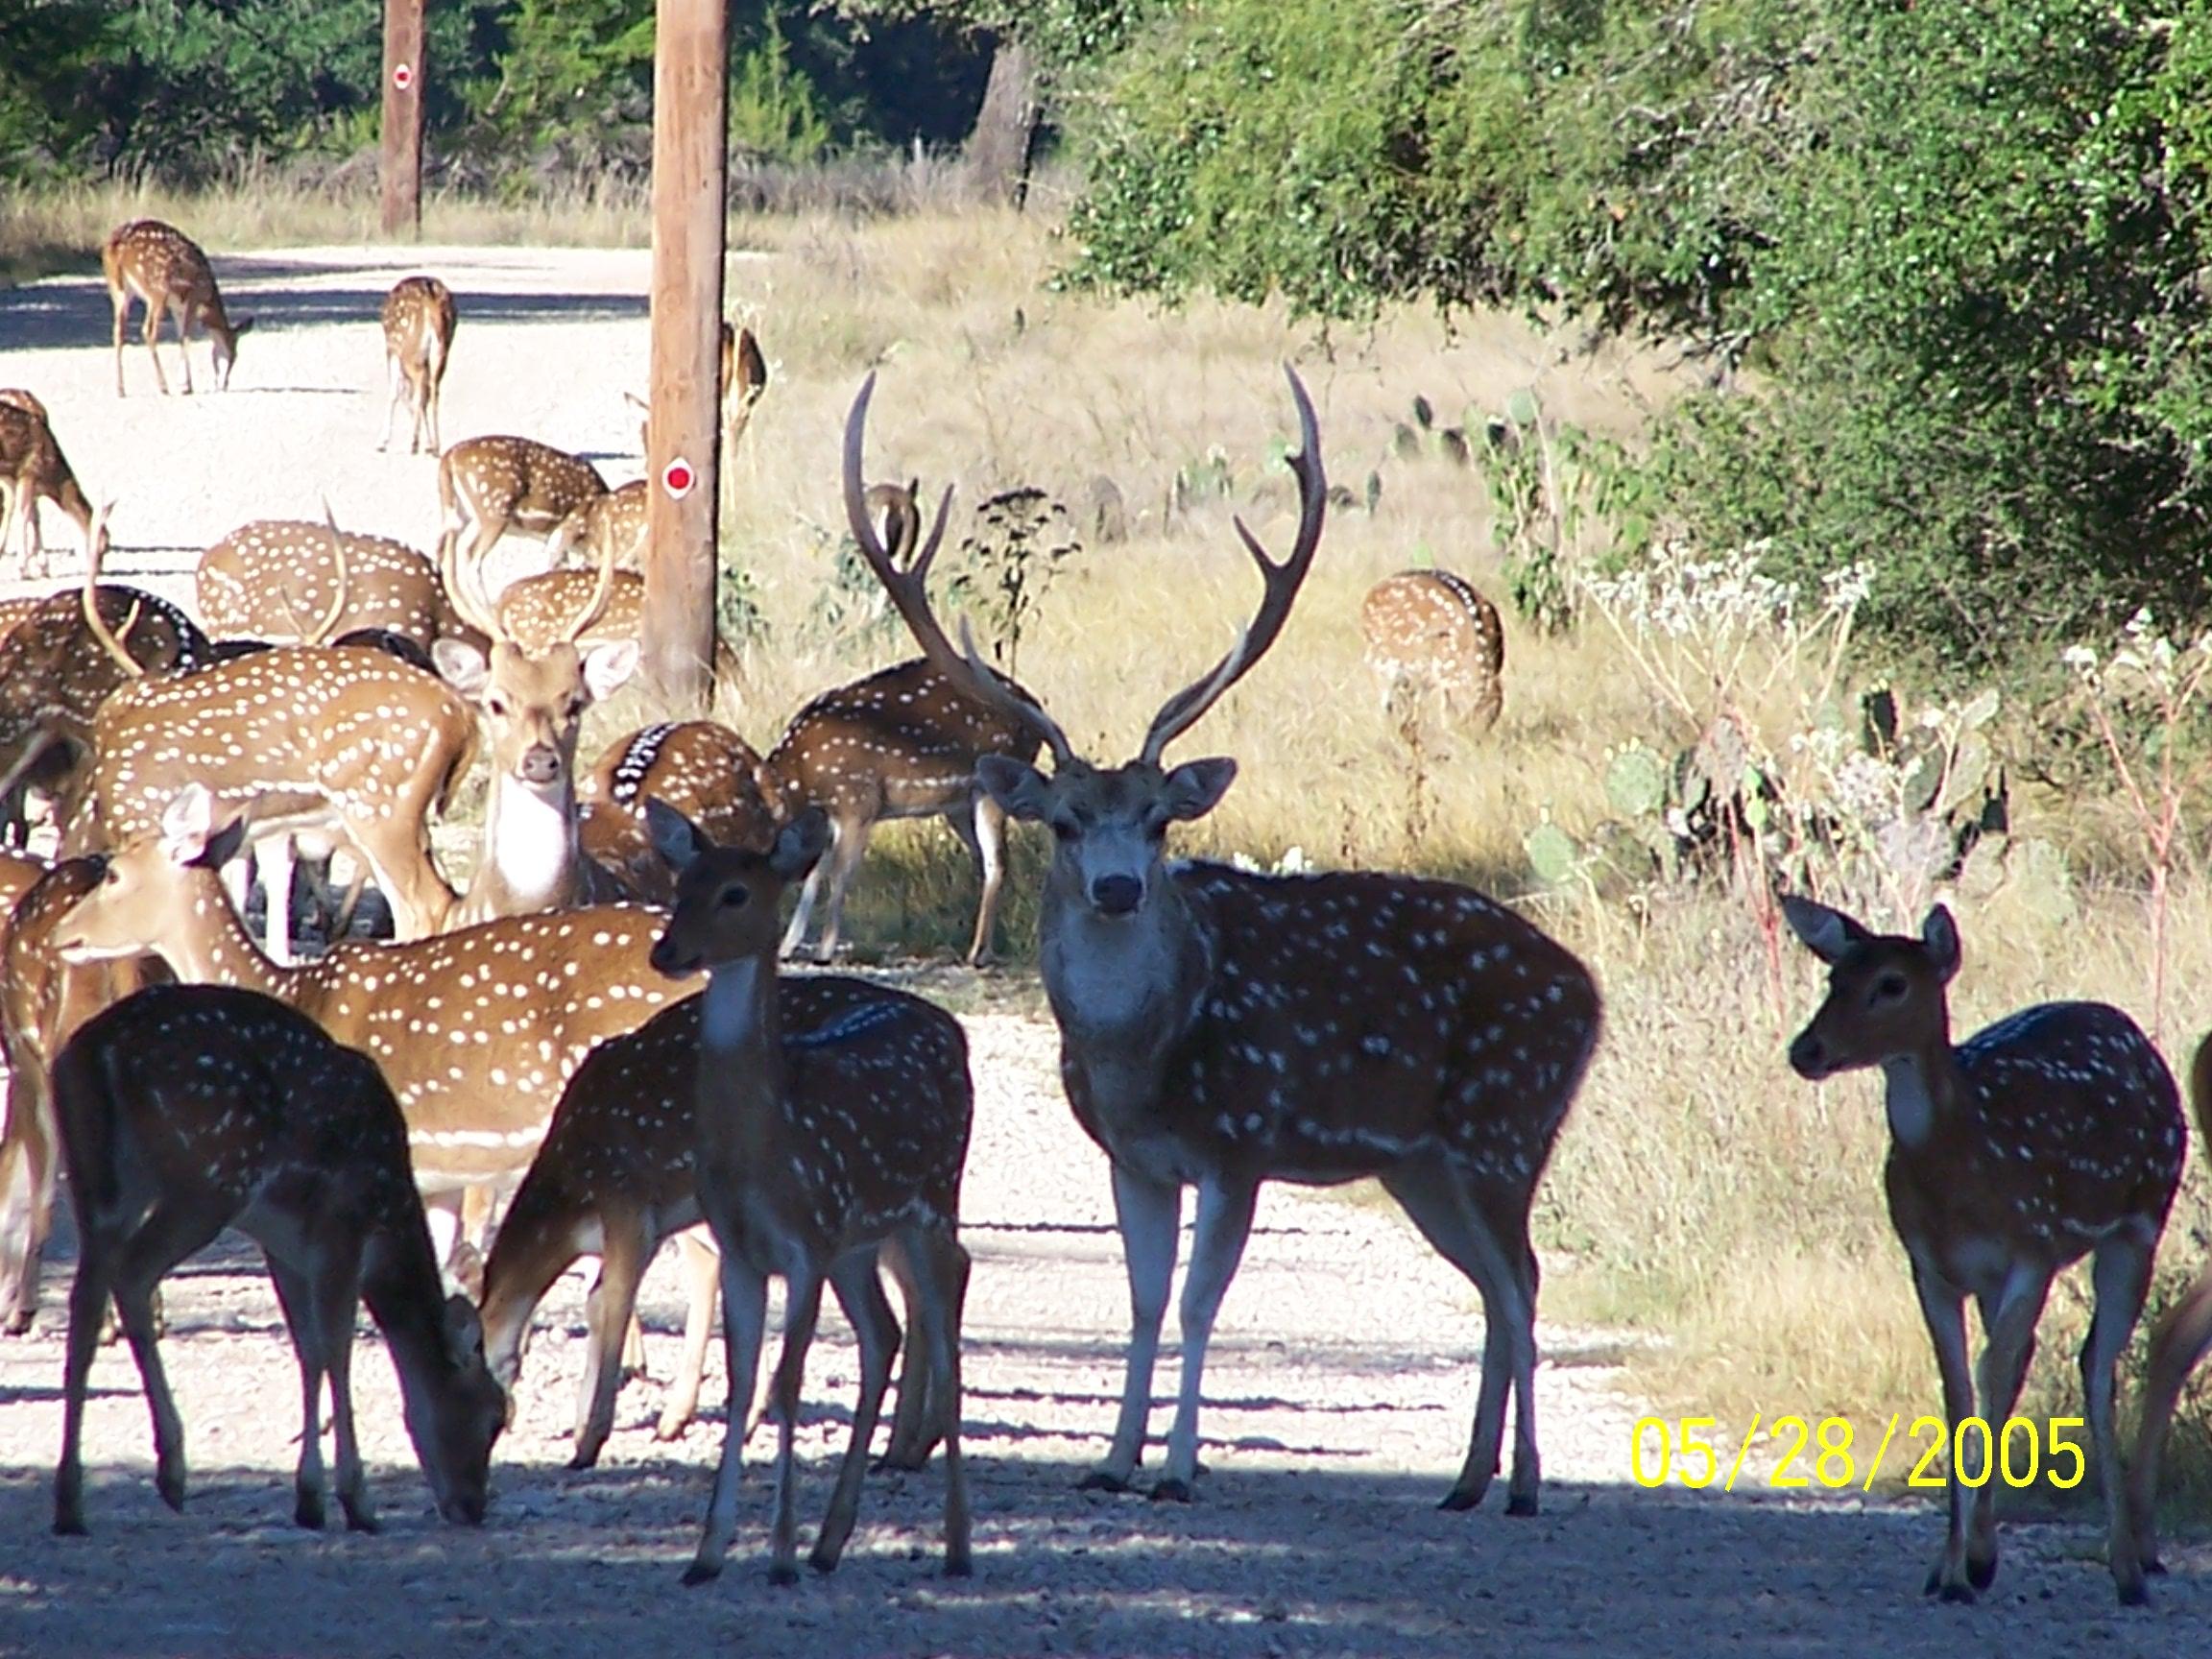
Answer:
910 1225 972 1575
265 1254 332 1529
779 839 831 959
1967 1265 2050 1593
378 354 403 451
2083 1233 2155 1604
1085 1163 1182 1493
809 1251 898 1575
174 302 196 396
2128 1267 2212 1579
801 817 870 965
52 1221 119 1533
0 1064 59 1334
875 1235 936 1471
109 292 130 397
422 356 443 454
112 1201 223 1514
258 835 299 967
656 1226 721 1442
572 1221 651 1470
1152 1175 1257 1501
762 1266 825 1585
1912 1263 1980 1601
140 300 171 396
960 795 1007 967
683 1250 768 1586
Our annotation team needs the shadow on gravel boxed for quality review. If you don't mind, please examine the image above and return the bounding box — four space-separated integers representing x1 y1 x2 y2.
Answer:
1 1452 2207 1659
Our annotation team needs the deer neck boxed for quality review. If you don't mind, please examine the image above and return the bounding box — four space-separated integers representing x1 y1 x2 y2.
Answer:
693 954 788 1170
1038 869 1210 1087
1879 1034 1964 1151
459 773 582 921
158 866 297 1000
360 1201 465 1410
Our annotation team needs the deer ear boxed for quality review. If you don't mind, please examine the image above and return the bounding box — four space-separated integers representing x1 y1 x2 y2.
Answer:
1162 757 1238 822
1920 905 1961 981
433 638 490 697
157 783 216 865
582 639 640 703
975 755 1051 821
644 797 707 875
770 806 831 880
1781 895 1866 964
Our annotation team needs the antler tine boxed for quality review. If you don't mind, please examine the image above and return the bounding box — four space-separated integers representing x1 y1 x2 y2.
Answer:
560 518 619 646
1138 365 1327 766
439 525 504 644
843 373 1077 769
79 501 145 676
308 501 350 646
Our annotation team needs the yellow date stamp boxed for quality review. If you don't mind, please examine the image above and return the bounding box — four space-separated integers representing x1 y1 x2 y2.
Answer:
1629 1413 2088 1493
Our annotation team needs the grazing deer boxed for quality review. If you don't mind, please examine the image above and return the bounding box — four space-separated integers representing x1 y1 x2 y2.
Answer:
648 799 973 1584
1360 568 1505 733
198 519 477 657
1783 897 2184 1605
756 484 1040 967
843 369 1602 1512
429 534 638 930
544 478 648 574
436 435 607 596
0 398 95 579
50 982 508 1535
491 565 747 691
626 319 769 459
578 720 775 904
378 275 458 456
101 220 252 396
477 979 950 1471
50 784 695 1282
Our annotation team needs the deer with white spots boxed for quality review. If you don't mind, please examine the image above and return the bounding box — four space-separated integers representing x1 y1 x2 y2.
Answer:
429 532 639 929
757 481 1041 966
1360 568 1505 733
49 981 508 1536
543 477 648 574
197 519 477 658
101 220 252 396
435 435 607 598
378 275 457 456
490 564 746 691
843 368 1602 1514
477 976 954 1472
49 784 697 1281
577 720 775 904
648 798 972 1585
0 397 95 580
1782 897 2184 1605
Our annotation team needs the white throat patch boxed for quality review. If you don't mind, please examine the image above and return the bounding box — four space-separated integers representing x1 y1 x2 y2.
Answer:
701 958 764 1052
489 781 574 901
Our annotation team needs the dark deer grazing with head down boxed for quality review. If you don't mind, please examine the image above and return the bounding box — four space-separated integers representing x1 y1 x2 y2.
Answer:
477 978 952 1472
757 482 1041 966
50 982 508 1536
1783 897 2184 1605
843 368 1603 1513
648 799 973 1586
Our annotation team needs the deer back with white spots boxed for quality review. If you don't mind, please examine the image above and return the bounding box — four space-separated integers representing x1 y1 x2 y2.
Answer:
197 519 471 656
100 219 253 397
378 275 457 456
841 367 1603 1517
577 719 775 904
1359 567 1505 733
1783 896 2185 1606
645 798 974 1586
435 434 606 597
49 981 507 1537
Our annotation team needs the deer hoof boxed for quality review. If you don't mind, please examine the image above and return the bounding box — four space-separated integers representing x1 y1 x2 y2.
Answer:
768 1561 801 1588
1148 1478 1193 1503
680 1559 721 1588
295 1492 325 1530
1966 1553 1998 1592
1076 1470 1130 1495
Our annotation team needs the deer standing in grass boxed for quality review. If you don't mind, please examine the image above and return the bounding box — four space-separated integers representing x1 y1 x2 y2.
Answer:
476 978 953 1470
50 982 508 1536
0 398 95 579
1360 568 1505 733
101 221 252 396
648 799 973 1585
843 368 1602 1513
1783 897 2184 1605
378 276 457 456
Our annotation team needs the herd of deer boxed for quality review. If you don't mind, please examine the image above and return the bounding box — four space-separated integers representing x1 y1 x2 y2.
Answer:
0 218 2208 1609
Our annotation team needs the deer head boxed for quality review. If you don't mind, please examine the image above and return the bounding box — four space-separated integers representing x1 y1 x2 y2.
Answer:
1782 897 1961 1079
645 801 831 975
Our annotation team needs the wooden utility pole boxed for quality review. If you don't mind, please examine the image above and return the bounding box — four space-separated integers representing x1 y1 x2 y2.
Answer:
641 0 729 710
379 0 426 237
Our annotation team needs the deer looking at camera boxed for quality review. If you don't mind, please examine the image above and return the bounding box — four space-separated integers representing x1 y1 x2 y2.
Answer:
1783 897 2184 1606
842 368 1603 1514
101 220 252 397
49 982 507 1536
378 275 458 456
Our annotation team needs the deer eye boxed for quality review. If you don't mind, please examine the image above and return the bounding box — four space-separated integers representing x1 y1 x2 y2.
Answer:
1050 819 1078 844
487 696 509 717
718 884 749 909
1873 973 1909 1000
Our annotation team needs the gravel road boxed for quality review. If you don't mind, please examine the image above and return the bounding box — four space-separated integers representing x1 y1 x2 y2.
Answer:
1 249 2207 1658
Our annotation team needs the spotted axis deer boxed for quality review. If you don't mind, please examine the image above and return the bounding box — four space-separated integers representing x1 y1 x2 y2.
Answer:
2127 1030 2212 1581
544 478 647 574
436 435 607 598
489 564 746 690
430 533 639 930
1782 897 2184 1605
378 275 458 455
0 398 95 579
198 519 478 658
50 981 508 1536
755 484 1041 967
50 784 696 1279
578 720 775 904
625 319 769 460
845 368 1602 1511
0 595 84 848
101 220 253 396
1360 568 1505 733
477 978 951 1471
647 799 972 1585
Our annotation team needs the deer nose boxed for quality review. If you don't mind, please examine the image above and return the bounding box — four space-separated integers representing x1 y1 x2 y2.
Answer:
1787 1030 1828 1079
648 935 696 977
1091 874 1142 915
518 745 563 785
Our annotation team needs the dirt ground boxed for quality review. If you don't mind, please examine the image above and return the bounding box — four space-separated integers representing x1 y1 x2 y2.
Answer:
2 249 2209 1658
